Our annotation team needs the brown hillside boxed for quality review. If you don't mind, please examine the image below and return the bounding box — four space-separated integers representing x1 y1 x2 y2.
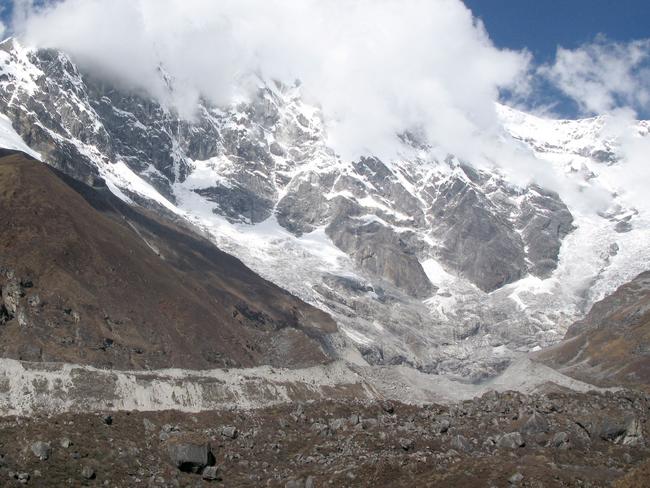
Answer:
0 151 337 370
536 271 650 392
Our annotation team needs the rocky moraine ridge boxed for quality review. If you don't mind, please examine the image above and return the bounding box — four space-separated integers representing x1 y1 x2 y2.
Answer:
0 390 648 487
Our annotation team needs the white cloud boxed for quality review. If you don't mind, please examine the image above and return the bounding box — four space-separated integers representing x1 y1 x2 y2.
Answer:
11 0 530 162
10 1 650 220
542 37 650 115
541 38 650 215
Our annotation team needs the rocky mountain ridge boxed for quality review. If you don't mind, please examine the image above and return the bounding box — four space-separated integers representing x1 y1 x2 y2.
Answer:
0 38 649 378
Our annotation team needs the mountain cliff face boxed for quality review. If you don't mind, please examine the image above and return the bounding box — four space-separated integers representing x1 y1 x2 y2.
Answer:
0 150 336 370
0 39 649 378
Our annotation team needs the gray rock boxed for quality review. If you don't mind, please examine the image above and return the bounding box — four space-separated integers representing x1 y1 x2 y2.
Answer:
27 295 40 307
329 418 346 432
327 217 434 298
202 466 220 481
16 308 28 327
276 176 328 235
615 220 633 233
382 402 395 414
285 479 305 488
195 184 275 225
399 438 414 451
15 472 30 484
437 418 451 434
2 279 22 315
516 186 574 277
142 418 156 433
60 438 72 449
508 472 524 484
81 466 96 480
429 176 526 292
621 417 644 446
167 442 214 473
450 435 471 452
159 423 180 441
31 441 51 461
551 432 570 449
522 412 549 434
497 432 525 449
221 425 238 439
269 141 285 157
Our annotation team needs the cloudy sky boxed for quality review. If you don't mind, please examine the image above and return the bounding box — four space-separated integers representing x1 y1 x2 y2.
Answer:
0 0 649 196
3 1 649 119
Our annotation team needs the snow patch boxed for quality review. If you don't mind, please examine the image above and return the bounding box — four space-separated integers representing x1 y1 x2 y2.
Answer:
0 113 41 159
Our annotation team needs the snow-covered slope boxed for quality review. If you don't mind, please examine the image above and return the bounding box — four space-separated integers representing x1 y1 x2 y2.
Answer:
0 39 648 380
0 113 40 159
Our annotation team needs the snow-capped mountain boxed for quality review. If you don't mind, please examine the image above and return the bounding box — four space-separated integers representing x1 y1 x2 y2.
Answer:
1 38 649 380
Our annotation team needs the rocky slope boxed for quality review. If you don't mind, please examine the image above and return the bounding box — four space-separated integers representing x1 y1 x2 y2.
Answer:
0 38 649 379
537 271 650 391
0 150 337 370
0 389 647 487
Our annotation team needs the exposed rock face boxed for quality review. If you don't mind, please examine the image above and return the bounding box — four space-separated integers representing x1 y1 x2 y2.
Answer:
8 38 641 378
431 174 526 291
428 171 574 292
327 217 434 298
0 152 337 370
0 40 573 296
537 271 650 391
516 186 575 277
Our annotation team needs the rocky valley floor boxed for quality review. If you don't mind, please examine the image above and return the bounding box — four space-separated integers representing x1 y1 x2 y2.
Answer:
0 389 648 487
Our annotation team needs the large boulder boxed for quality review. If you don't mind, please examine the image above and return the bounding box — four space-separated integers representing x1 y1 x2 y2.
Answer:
497 432 525 449
167 442 215 473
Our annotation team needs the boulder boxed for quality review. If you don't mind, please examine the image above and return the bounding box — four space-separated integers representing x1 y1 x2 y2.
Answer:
31 441 51 461
202 466 220 481
221 426 238 439
399 438 414 451
437 418 451 434
450 435 471 452
497 432 525 449
81 466 95 480
551 432 570 449
167 442 215 473
509 472 524 485
522 412 549 434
